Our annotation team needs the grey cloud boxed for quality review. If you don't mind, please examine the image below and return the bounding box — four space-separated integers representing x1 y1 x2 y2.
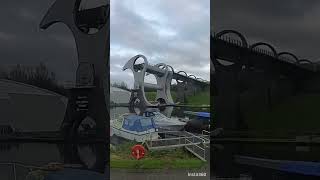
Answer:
111 0 210 86
0 0 79 82
0 32 16 41
212 0 320 61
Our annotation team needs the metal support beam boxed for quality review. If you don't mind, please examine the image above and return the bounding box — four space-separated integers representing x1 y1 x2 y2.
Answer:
40 0 109 172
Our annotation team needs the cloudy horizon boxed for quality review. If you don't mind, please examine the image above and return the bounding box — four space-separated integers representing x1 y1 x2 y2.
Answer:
0 0 107 85
110 0 210 88
0 0 210 88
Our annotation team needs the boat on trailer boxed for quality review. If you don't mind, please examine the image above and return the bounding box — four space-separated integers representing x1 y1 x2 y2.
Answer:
110 113 159 142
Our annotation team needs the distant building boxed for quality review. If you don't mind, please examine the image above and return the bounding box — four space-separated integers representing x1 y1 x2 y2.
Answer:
0 79 68 132
110 86 131 104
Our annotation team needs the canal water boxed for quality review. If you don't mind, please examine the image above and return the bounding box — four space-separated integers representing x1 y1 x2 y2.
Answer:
0 143 64 180
0 106 210 180
3 107 320 179
0 142 107 180
212 142 320 179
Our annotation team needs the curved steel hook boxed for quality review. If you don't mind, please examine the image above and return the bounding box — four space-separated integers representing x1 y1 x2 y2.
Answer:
196 77 204 81
177 71 188 77
176 71 188 83
188 75 197 79
155 63 169 71
123 54 148 72
166 65 175 74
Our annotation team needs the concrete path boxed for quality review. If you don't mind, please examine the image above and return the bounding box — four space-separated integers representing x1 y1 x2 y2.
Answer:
110 166 210 180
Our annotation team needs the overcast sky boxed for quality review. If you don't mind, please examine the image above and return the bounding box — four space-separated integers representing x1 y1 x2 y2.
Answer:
212 0 320 62
110 0 210 88
0 0 209 87
0 0 78 83
0 0 106 84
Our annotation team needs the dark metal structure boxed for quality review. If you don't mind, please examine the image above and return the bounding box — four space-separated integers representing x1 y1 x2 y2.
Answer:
211 29 317 130
40 0 109 173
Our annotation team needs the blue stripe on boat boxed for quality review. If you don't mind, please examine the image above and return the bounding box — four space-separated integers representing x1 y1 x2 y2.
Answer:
196 112 210 118
235 155 320 177
280 161 320 176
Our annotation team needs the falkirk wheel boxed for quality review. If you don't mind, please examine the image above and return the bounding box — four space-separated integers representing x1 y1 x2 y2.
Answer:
123 55 209 114
175 71 188 103
123 55 174 114
175 72 208 103
40 0 109 172
175 72 200 103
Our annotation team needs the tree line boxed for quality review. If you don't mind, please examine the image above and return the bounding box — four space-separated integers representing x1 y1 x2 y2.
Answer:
111 81 129 91
0 63 66 96
0 63 183 96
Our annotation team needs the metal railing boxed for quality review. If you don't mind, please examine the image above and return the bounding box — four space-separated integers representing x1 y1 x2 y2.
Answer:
146 131 195 149
145 130 210 161
185 141 207 162
184 130 210 161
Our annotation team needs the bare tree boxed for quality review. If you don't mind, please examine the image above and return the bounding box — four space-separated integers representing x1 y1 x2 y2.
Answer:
7 63 66 95
112 81 129 91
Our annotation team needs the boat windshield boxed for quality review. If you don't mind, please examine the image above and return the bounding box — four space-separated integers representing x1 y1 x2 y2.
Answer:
140 118 154 131
153 112 166 118
144 111 166 119
122 115 155 132
144 111 155 117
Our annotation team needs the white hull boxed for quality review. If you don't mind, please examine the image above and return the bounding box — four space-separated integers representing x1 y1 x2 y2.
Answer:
111 126 159 142
153 116 186 130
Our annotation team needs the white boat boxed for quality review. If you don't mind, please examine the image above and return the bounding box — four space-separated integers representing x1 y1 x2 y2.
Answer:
110 113 159 142
143 110 186 131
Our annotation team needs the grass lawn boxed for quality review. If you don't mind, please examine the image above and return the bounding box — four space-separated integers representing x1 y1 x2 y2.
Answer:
110 159 204 169
110 142 206 169
186 91 210 105
244 93 320 134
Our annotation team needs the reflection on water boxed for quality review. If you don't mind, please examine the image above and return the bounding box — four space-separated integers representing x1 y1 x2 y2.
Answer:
0 143 104 180
0 143 61 165
212 142 320 179
0 143 61 180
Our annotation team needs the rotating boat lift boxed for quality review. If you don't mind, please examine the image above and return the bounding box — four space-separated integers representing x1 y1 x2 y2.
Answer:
123 55 174 112
123 55 209 114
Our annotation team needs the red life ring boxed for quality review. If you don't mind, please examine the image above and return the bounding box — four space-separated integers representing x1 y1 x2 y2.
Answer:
131 144 146 160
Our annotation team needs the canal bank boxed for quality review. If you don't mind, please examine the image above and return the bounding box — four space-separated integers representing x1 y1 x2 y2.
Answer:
110 141 208 169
